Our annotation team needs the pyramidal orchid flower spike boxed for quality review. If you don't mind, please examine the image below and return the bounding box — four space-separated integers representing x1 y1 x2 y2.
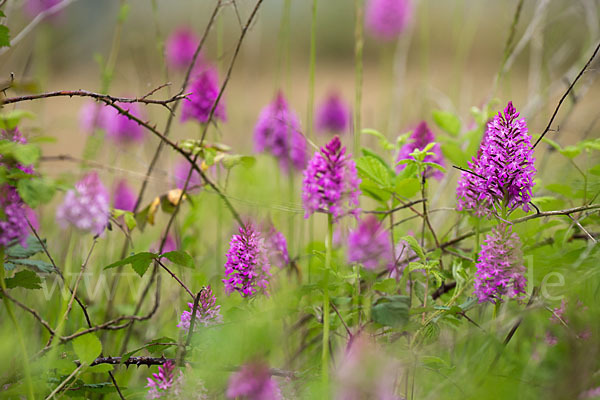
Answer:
112 179 136 212
302 136 361 220
166 28 200 70
266 226 290 268
226 361 282 400
56 171 110 236
181 67 227 124
254 92 308 172
473 224 527 304
0 186 30 247
223 224 271 298
316 92 351 135
365 0 413 41
347 215 393 270
177 286 223 331
146 360 210 399
396 121 444 179
457 101 536 217
104 102 145 144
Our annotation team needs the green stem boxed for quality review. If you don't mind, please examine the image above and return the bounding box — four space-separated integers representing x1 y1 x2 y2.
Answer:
322 214 333 392
0 247 35 400
307 0 317 141
354 0 364 154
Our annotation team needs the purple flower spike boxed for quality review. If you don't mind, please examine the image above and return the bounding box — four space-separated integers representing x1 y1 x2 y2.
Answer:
174 159 203 192
181 67 226 124
316 92 351 134
177 286 223 331
396 121 444 180
0 186 30 247
226 362 282 400
79 101 109 134
366 0 412 41
347 215 393 270
104 102 145 144
474 224 527 304
166 28 200 70
146 360 208 399
112 179 136 212
457 101 536 216
223 224 271 298
302 136 361 220
254 92 307 172
56 172 110 236
265 226 290 268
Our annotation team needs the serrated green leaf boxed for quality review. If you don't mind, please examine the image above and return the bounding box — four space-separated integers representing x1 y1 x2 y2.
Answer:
17 177 55 208
73 332 102 365
400 235 426 261
104 252 157 277
432 110 461 136
356 155 393 189
371 295 410 328
6 236 45 259
6 259 54 273
160 250 194 268
4 269 42 289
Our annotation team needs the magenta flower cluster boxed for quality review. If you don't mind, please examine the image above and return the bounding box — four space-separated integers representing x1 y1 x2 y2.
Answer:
165 28 200 70
365 0 413 41
181 67 226 124
302 136 361 219
254 92 307 172
177 286 222 331
347 215 393 270
473 224 527 304
223 225 271 298
112 179 136 212
226 362 282 400
316 92 351 135
0 186 29 247
56 171 110 236
79 101 145 144
456 101 536 216
396 121 444 179
266 227 290 268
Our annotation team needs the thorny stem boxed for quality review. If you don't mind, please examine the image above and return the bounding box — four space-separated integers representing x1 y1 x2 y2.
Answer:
0 247 35 400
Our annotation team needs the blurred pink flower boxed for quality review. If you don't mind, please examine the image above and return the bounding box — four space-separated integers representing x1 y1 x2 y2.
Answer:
366 0 412 41
166 28 201 70
103 102 145 144
112 179 136 212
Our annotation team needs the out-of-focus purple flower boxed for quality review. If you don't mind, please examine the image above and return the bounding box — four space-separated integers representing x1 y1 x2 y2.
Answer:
181 67 226 124
151 234 178 254
550 299 567 325
177 286 223 331
166 28 200 70
347 215 393 270
365 0 412 41
226 361 282 400
580 387 600 399
79 101 109 134
56 172 110 236
336 334 402 400
473 224 526 304
544 332 558 347
396 121 444 180
265 226 290 268
24 0 61 18
456 102 536 217
254 92 307 172
302 136 361 220
316 92 351 135
0 186 29 247
174 159 203 191
103 102 145 144
112 179 136 212
223 225 271 298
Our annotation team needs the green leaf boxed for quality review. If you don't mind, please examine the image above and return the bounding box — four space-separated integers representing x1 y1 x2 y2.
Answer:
0 24 9 48
356 155 393 188
361 128 395 150
0 110 35 130
440 141 467 167
73 332 102 365
394 176 420 198
4 270 42 289
104 252 157 277
160 250 194 268
371 295 410 328
372 278 397 294
221 154 256 169
432 110 461 136
400 235 426 261
6 236 45 259
17 177 55 208
5 259 54 273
